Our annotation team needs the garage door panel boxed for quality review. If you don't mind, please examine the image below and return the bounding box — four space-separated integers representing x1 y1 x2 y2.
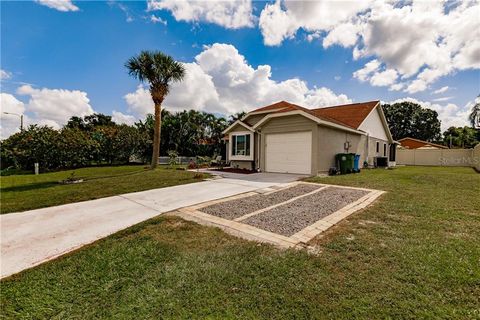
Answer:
265 131 312 174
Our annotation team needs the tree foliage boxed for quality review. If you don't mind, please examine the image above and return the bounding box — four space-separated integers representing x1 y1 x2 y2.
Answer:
442 126 479 149
382 102 442 141
1 111 228 171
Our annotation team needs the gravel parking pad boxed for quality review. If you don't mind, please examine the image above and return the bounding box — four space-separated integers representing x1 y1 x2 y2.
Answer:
243 187 369 236
199 184 322 220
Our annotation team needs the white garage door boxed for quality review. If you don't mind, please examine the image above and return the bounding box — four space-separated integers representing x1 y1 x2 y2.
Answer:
265 131 312 174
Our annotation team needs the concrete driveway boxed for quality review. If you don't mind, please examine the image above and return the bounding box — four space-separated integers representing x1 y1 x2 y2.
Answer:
0 172 304 278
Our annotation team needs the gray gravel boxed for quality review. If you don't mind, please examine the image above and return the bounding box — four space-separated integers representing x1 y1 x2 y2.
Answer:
243 187 369 236
200 184 322 220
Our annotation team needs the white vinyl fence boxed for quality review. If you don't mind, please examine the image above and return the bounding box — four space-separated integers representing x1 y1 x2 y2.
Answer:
397 147 480 168
474 144 480 171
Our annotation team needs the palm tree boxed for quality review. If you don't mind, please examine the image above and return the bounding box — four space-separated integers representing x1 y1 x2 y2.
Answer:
469 95 480 128
125 51 185 169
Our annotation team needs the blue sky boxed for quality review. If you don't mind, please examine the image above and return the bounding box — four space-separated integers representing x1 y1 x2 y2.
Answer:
1 0 479 137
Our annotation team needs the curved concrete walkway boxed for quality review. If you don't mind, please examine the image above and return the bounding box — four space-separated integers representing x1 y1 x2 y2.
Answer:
1 173 304 278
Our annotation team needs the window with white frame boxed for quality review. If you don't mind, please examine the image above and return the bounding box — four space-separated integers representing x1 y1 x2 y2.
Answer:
383 143 387 156
232 133 251 156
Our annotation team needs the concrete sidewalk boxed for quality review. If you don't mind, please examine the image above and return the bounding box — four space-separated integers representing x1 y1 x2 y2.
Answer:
1 174 302 278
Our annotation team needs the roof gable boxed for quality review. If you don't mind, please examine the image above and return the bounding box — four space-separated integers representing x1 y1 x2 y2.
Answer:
311 101 379 129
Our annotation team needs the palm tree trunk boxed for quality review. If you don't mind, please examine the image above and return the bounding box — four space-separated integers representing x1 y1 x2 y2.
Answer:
151 102 161 169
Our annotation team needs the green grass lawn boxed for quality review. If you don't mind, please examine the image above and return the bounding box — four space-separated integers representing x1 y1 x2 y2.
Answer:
0 165 203 214
1 167 479 319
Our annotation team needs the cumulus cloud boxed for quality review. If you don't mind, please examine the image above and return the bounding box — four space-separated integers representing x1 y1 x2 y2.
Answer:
36 0 79 12
1 69 12 80
259 0 480 93
147 0 254 29
0 93 27 138
112 111 136 126
124 43 351 118
353 59 399 88
124 85 154 118
16 85 94 129
388 97 471 131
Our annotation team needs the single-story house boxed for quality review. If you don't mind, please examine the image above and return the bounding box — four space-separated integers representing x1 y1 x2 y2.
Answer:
398 137 448 150
223 100 396 175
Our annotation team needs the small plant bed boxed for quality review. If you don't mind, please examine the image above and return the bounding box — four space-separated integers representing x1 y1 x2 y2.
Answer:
212 168 257 174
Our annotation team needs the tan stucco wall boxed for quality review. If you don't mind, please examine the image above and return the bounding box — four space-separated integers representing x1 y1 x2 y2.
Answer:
316 126 364 172
259 115 318 175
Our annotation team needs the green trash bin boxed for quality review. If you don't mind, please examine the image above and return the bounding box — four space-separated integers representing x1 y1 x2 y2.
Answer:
346 153 355 173
336 153 349 174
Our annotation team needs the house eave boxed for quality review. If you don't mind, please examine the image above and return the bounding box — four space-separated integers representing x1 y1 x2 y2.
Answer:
252 110 366 135
222 120 255 135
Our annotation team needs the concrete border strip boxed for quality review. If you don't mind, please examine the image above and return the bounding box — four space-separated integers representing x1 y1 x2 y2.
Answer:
234 186 330 222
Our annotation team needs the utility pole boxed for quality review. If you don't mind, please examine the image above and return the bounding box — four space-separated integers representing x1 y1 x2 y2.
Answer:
3 112 23 131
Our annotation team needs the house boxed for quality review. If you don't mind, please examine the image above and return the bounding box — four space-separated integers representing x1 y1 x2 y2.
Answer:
398 137 448 150
223 100 396 175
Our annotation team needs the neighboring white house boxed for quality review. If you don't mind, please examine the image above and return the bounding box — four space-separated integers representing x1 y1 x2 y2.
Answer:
223 100 395 175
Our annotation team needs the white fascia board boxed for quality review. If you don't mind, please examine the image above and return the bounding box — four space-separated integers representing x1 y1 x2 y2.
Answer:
253 110 365 135
222 120 255 135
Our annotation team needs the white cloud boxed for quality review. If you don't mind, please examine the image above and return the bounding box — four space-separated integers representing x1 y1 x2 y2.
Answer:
124 85 154 118
432 97 454 102
17 85 94 129
259 0 480 93
353 59 398 87
147 0 254 29
0 93 26 138
112 111 136 126
150 14 167 25
353 59 380 82
1 69 12 80
433 86 449 94
259 1 372 47
36 0 79 12
124 43 351 118
388 97 471 131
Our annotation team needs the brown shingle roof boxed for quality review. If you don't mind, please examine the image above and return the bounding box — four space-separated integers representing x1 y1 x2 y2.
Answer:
398 137 448 149
310 101 379 129
249 100 379 130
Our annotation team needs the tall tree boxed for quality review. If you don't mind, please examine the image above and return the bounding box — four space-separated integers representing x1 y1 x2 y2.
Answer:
382 102 442 141
469 95 480 128
125 51 185 169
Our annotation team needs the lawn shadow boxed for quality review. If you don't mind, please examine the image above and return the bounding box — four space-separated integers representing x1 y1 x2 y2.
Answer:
1 181 58 193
